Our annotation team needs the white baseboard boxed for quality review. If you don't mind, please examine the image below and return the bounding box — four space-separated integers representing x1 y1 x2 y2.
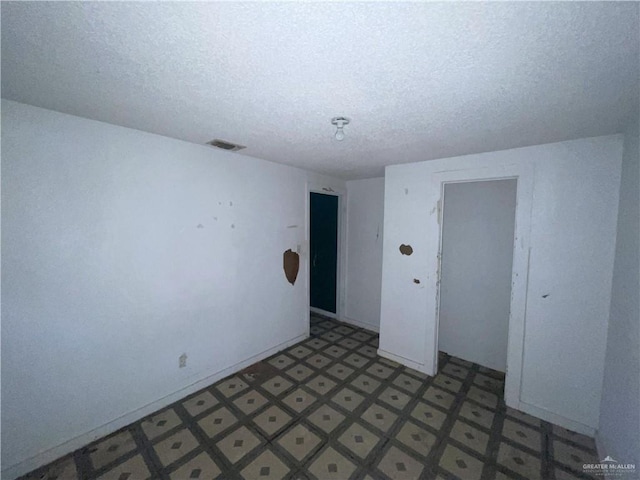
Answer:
2 333 308 480
310 306 336 319
341 316 379 333
516 400 596 437
377 348 428 374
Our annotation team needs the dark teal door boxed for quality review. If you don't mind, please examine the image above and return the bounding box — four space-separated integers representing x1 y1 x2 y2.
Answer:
310 193 338 313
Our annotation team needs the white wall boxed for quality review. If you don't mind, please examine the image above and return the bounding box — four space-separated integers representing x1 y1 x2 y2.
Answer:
439 180 517 372
0 100 345 478
380 135 622 434
598 116 639 466
344 177 385 331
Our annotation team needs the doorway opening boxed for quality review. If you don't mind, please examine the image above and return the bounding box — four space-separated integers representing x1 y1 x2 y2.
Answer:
437 179 517 391
309 192 339 321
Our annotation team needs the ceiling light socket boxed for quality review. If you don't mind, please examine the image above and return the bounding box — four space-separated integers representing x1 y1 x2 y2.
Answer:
331 116 350 141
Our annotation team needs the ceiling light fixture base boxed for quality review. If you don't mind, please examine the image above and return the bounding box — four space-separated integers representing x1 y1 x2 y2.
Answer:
331 116 350 141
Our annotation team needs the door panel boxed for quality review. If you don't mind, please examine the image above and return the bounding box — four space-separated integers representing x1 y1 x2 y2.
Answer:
310 193 338 313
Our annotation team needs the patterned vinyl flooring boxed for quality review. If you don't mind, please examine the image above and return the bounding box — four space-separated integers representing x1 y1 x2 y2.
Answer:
21 313 601 480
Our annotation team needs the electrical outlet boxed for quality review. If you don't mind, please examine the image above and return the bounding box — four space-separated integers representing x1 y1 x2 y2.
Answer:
179 353 187 368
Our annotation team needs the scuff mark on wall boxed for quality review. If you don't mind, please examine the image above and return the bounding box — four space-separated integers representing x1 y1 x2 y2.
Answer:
399 244 414 256
321 187 335 192
376 225 380 241
231 224 235 229
542 294 550 298
287 225 298 229
413 278 421 284
197 224 204 229
283 249 300 285
405 188 409 195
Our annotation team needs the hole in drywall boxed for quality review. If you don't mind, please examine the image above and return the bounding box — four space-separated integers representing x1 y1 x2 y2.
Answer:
413 278 421 284
283 249 300 285
399 244 414 256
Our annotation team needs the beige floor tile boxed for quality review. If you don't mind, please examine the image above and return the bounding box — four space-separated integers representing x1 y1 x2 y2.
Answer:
288 345 313 359
305 374 337 395
343 353 368 368
305 353 333 369
362 403 398 432
277 424 321 461
552 425 596 450
474 373 504 392
141 408 183 441
321 331 343 342
268 354 297 370
467 386 499 409
153 429 200 467
253 405 292 436
349 374 381 394
395 421 437 457
182 391 219 417
441 362 469 379
305 338 328 350
338 337 361 349
240 450 290 480
215 377 249 397
233 390 268 415
338 422 381 459
323 344 348 358
197 406 238 438
392 373 422 393
377 446 424 480
168 452 221 480
450 420 490 455
331 387 365 410
366 362 395 379
334 325 356 335
433 374 463 393
439 444 484 480
260 375 293 396
357 345 378 358
308 447 356 480
90 430 138 470
506 406 540 427
379 387 411 410
459 401 495 429
216 426 261 464
285 363 315 382
352 331 373 342
96 455 151 480
497 443 542 478
410 400 447 430
282 388 318 413
423 385 456 410
26 456 78 480
553 440 599 471
325 363 354 381
502 419 542 452
307 404 346 433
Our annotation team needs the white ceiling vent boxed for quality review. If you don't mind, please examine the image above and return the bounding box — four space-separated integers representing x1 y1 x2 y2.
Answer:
206 139 246 152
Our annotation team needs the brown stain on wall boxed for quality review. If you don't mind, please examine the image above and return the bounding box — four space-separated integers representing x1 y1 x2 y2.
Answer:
399 244 414 256
283 249 300 285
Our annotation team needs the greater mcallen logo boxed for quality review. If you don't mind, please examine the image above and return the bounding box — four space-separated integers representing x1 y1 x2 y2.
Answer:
583 456 636 477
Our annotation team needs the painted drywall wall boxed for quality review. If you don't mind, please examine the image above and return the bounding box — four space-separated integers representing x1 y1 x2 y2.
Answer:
598 116 639 466
380 135 622 433
439 180 517 372
344 177 385 331
0 100 346 478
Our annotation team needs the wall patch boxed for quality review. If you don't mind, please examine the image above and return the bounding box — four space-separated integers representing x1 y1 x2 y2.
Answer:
399 244 414 256
283 249 300 285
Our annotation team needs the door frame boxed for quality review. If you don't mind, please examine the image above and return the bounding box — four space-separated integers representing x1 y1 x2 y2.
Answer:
429 164 533 408
306 184 346 324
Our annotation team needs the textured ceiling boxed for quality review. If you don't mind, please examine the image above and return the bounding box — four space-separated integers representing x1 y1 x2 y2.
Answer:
2 2 638 179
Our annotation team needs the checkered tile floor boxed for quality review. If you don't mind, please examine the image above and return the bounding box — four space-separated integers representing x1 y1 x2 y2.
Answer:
22 314 600 480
